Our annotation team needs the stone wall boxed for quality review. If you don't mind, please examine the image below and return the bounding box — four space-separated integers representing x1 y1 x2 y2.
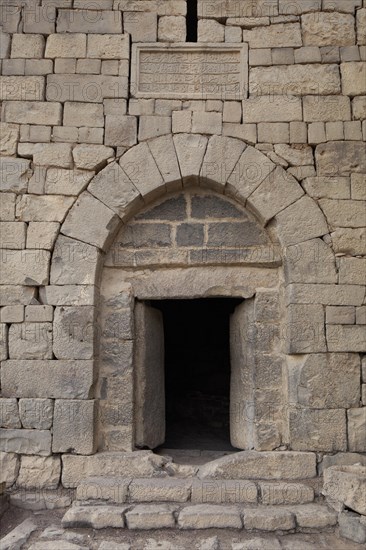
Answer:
0 0 365 489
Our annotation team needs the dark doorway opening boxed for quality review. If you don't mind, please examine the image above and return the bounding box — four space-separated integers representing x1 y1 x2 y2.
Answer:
152 298 242 451
186 0 198 42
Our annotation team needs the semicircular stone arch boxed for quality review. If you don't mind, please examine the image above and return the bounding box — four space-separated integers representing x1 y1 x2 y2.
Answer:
47 133 348 456
50 134 333 287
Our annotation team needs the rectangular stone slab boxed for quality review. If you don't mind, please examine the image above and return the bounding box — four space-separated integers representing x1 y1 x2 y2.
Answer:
131 43 248 100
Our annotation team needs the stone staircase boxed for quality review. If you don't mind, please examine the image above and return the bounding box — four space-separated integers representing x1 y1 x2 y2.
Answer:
58 451 339 532
61 475 336 532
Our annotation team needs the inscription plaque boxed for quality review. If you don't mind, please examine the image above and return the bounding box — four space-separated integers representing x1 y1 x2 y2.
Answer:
131 43 248 100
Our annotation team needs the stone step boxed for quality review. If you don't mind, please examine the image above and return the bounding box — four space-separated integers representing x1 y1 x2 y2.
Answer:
62 502 338 531
76 476 318 506
61 450 319 488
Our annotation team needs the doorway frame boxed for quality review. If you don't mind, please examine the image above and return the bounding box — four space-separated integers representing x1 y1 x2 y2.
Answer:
97 265 284 454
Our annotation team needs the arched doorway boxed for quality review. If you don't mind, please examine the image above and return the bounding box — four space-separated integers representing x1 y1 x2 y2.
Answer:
97 188 283 453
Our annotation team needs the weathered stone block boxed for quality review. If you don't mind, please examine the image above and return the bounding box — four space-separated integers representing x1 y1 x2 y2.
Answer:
326 306 355 324
9 322 52 360
61 192 119 251
192 112 222 135
124 11 157 41
250 64 340 95
62 504 126 529
0 249 50 286
327 325 366 352
339 510 366 545
274 196 328 246
158 15 186 41
88 162 141 219
198 451 316 480
11 34 45 59
24 306 53 323
52 400 96 455
0 398 20 429
1 360 95 399
105 115 137 147
201 135 246 188
303 176 350 200
16 195 74 222
289 408 347 452
173 133 208 183
244 508 295 531
323 465 366 515
0 76 45 101
286 304 326 353
302 12 355 46
178 504 242 529
303 95 351 122
0 451 20 487
53 306 95 360
19 398 53 430
259 482 314 505
287 353 360 408
191 480 257 504
57 9 122 33
242 96 302 123
0 157 30 193
227 146 275 200
64 102 104 128
319 199 366 229
0 122 18 156
26 222 59 251
286 283 364 306
244 23 301 48
148 134 181 189
316 142 366 175
331 228 366 256
120 142 163 198
0 324 8 361
129 478 191 503
198 19 225 42
77 476 130 504
87 34 129 59
61 451 166 488
347 408 366 452
50 235 101 285
47 74 128 102
0 222 26 250
45 33 86 58
0 428 51 456
293 504 337 528
17 456 61 489
341 62 366 96
73 145 114 170
248 166 303 224
45 169 93 196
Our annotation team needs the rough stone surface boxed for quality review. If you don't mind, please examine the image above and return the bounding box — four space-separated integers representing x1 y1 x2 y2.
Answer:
178 504 242 529
198 451 316 480
244 508 295 531
302 13 355 46
0 451 20 487
52 399 96 455
1 360 94 399
62 505 126 529
0 428 51 456
126 504 176 529
17 455 61 489
323 465 366 515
